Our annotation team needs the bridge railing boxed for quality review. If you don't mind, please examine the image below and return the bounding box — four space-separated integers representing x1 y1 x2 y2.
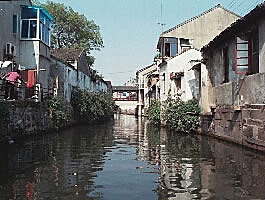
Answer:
113 96 138 101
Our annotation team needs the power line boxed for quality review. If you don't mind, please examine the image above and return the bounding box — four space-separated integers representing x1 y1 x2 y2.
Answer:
227 0 236 8
104 70 135 75
239 0 263 15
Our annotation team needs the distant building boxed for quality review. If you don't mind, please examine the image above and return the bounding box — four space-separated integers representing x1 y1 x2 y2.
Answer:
112 86 138 115
136 63 159 116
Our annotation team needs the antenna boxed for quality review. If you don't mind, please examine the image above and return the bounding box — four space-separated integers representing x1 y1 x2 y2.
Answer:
157 3 166 33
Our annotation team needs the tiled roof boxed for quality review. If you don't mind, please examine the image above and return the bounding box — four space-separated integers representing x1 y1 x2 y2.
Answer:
201 2 265 52
161 4 240 36
50 48 85 62
136 63 156 74
112 86 138 91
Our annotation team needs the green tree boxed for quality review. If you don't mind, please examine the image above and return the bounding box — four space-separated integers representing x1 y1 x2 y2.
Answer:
34 1 103 53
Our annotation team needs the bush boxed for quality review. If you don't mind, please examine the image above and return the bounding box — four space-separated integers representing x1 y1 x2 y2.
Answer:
147 100 161 125
45 96 72 129
163 98 200 133
71 88 115 122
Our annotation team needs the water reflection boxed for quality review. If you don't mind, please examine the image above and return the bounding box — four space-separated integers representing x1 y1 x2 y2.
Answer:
0 114 265 199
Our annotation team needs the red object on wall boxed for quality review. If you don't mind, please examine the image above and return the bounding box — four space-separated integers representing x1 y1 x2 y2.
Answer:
21 70 35 88
27 70 35 88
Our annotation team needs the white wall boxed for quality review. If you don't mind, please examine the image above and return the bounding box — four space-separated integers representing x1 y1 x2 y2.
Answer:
159 49 202 103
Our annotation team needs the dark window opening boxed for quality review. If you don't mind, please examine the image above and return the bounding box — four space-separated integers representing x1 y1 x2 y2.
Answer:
30 20 37 38
176 78 181 91
13 15 18 33
251 28 259 74
180 38 191 53
165 43 170 57
162 38 178 57
21 20 29 38
21 7 37 19
223 47 229 83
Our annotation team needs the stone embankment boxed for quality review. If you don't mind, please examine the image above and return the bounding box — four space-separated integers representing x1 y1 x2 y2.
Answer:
201 104 265 152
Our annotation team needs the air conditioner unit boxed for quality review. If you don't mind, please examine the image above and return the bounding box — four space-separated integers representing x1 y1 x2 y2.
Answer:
5 43 16 57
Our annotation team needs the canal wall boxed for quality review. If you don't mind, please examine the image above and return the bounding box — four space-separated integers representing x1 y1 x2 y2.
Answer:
0 101 53 140
0 90 115 141
201 104 265 152
201 72 265 152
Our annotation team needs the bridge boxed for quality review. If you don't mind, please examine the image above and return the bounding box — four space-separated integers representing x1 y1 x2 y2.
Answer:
112 86 138 115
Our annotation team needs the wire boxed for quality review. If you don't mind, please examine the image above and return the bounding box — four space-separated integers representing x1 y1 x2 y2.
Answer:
239 0 263 15
104 70 136 75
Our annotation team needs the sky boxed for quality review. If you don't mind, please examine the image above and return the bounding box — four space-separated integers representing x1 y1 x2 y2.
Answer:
41 0 264 85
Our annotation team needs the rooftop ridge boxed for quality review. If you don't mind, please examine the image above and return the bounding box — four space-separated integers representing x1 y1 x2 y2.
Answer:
162 4 240 35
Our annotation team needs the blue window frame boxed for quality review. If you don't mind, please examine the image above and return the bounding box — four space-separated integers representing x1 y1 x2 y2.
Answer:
20 6 53 46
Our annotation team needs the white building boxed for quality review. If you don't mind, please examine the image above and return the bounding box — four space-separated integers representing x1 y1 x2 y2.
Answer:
159 49 202 103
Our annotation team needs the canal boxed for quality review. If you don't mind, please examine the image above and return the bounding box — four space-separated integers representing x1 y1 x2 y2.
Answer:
0 114 265 200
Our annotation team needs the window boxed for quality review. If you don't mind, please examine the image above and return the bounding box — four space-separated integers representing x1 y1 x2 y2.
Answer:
21 7 38 39
235 35 250 74
13 15 18 33
163 38 178 57
235 30 259 75
20 6 52 45
39 10 51 44
180 38 191 53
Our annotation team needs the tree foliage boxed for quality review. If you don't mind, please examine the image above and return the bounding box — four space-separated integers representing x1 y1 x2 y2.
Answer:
34 0 103 52
71 89 115 122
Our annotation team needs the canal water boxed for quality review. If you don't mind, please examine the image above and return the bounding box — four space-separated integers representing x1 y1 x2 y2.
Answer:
0 114 265 200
